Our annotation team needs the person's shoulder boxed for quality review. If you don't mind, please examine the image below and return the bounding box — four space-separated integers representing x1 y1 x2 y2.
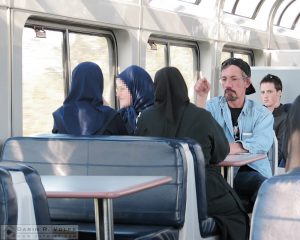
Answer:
273 104 288 118
188 103 209 113
207 96 226 107
207 96 223 104
104 111 128 135
186 103 214 120
137 105 157 120
246 99 271 114
244 99 274 125
101 105 118 112
52 106 63 117
206 96 226 112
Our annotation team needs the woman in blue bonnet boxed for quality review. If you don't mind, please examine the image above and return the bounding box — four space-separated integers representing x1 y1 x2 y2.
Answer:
52 61 127 135
116 65 154 134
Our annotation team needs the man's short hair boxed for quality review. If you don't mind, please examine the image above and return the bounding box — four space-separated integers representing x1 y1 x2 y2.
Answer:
221 57 255 95
260 74 282 92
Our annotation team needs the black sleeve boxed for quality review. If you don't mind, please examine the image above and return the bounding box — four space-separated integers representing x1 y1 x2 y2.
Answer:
207 117 230 165
135 113 147 136
102 113 128 135
190 112 229 166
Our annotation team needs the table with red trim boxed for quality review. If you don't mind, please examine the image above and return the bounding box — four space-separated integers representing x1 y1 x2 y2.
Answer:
218 153 267 186
41 175 172 240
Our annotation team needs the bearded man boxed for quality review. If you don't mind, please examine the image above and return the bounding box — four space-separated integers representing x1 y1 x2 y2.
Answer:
195 58 274 212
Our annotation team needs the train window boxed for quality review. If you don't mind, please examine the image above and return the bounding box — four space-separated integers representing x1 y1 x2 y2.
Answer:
178 0 201 4
234 0 262 18
275 0 300 30
224 0 236 12
23 27 64 136
221 48 254 65
224 0 272 21
221 52 232 64
145 42 167 80
69 33 115 107
170 45 198 101
232 53 251 63
146 39 199 102
22 25 116 136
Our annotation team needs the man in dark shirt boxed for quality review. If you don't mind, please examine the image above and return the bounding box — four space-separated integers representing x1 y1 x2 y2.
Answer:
260 74 287 166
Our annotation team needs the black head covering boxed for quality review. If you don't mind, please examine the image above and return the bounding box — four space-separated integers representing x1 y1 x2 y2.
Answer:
154 67 189 136
221 57 256 95
52 62 116 135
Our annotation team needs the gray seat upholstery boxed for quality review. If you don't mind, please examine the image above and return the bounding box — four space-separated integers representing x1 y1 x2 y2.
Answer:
0 162 53 239
1 134 220 239
250 167 300 240
0 162 54 240
1 135 188 240
183 138 219 238
0 166 18 240
268 131 279 175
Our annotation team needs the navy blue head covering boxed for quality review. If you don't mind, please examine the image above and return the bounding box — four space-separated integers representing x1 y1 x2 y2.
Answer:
52 62 116 135
117 65 154 134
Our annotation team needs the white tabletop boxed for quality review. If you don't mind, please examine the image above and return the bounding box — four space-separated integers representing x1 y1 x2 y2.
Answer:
41 175 172 199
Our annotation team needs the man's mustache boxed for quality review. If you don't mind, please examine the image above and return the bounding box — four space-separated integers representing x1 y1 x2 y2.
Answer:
225 88 236 94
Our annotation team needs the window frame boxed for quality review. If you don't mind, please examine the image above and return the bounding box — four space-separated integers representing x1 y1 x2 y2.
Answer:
25 19 118 97
222 46 255 66
147 36 201 70
146 36 201 102
22 19 118 135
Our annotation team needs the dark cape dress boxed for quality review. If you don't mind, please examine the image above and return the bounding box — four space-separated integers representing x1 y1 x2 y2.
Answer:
135 67 249 240
52 61 127 135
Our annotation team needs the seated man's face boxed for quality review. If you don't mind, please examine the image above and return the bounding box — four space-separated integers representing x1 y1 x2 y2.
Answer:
220 65 250 102
260 82 281 109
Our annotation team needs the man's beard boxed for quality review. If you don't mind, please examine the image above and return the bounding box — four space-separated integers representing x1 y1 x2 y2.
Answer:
224 89 238 102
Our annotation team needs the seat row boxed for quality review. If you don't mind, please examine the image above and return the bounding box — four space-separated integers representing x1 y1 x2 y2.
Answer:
0 134 219 240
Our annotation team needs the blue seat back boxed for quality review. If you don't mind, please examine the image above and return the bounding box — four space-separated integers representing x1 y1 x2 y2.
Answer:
183 139 218 237
1 135 187 228
0 162 51 225
0 166 18 239
250 167 300 240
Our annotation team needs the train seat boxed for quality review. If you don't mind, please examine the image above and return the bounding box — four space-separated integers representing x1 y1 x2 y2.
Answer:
250 167 300 240
1 134 219 239
0 162 53 240
183 139 219 237
0 166 18 239
0 135 188 239
268 131 279 175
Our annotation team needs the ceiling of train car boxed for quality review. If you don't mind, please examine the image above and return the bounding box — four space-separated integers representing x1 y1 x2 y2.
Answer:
175 0 299 33
224 0 299 31
174 0 299 34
